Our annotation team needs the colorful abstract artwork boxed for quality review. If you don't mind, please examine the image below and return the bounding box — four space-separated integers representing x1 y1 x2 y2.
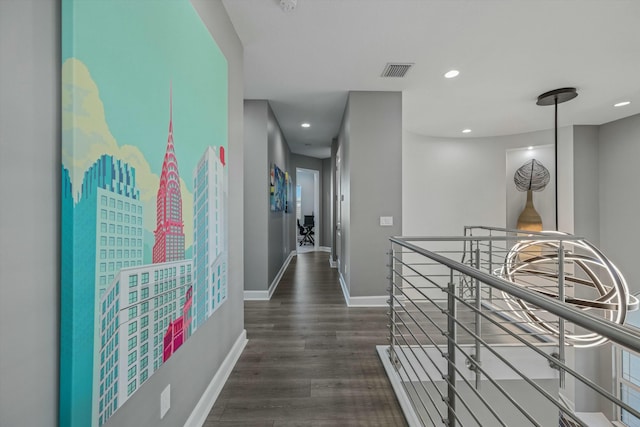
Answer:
270 164 286 212
60 1 228 426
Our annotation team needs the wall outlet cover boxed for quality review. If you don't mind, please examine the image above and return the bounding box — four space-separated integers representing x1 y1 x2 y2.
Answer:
160 384 170 419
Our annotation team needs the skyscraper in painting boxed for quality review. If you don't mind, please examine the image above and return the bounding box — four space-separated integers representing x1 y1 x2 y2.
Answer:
153 90 185 263
97 260 193 425
192 146 228 330
68 155 143 427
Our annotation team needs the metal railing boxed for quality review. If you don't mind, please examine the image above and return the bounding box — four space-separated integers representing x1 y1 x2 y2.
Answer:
385 227 640 427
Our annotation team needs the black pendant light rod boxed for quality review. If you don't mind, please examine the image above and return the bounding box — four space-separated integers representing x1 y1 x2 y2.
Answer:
536 87 578 231
555 97 558 231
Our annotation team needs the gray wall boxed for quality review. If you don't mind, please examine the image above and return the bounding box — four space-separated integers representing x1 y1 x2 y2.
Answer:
572 125 607 414
107 1 245 426
322 157 332 248
267 103 293 285
599 114 640 322
573 125 601 245
0 1 245 426
596 114 640 414
244 100 269 291
244 100 293 291
0 1 60 425
337 91 403 298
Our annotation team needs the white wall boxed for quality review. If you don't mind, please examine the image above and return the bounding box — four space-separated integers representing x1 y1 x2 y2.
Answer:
402 127 574 236
297 169 315 218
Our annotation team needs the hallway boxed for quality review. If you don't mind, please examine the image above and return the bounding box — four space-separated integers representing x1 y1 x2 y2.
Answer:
205 251 407 426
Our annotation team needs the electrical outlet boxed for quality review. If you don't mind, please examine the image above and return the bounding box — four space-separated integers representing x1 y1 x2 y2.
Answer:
160 384 170 419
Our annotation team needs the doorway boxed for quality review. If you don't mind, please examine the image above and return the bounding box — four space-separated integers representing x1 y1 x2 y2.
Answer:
296 168 320 252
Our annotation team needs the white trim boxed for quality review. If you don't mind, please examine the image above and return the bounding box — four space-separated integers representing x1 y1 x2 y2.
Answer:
269 250 296 298
243 250 296 300
243 290 269 300
319 246 331 253
338 272 387 307
338 272 350 305
329 258 337 269
376 345 421 427
348 295 388 307
184 330 248 427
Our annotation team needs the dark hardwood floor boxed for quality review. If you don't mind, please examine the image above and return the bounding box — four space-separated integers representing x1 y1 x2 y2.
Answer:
205 251 408 426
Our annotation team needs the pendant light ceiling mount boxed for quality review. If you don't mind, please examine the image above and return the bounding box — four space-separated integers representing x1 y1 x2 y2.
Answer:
536 87 578 106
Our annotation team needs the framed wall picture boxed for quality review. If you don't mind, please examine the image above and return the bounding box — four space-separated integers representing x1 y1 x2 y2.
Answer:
270 163 286 212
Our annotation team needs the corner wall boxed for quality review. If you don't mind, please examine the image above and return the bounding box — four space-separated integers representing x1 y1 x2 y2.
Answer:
243 100 269 292
338 91 403 299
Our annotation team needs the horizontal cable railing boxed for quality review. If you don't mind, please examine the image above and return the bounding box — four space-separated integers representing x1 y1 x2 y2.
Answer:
385 227 640 427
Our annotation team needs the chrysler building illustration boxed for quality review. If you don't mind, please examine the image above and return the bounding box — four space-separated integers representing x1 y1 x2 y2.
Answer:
153 87 185 263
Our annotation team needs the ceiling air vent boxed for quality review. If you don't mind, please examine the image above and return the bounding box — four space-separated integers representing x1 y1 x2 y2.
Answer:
381 63 414 78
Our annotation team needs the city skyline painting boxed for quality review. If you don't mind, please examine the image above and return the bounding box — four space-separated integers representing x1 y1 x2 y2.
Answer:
60 1 229 426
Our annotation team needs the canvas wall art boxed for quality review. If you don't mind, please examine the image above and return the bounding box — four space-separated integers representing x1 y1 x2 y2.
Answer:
60 1 229 426
270 164 286 212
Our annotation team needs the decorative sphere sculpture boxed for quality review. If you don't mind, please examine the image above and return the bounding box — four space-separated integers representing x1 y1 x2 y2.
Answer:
499 233 638 347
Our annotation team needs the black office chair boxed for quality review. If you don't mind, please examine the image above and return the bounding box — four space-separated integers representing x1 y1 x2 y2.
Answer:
303 215 315 244
297 219 314 246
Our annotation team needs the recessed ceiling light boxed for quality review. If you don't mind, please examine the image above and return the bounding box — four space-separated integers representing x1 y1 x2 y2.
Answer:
614 101 631 107
528 146 533 150
444 70 460 79
462 129 471 134
301 123 310 128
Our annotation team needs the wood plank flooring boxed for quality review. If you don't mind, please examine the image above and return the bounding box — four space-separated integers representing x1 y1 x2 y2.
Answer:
205 251 408 426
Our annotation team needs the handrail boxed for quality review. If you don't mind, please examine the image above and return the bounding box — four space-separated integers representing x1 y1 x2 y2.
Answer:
390 236 640 355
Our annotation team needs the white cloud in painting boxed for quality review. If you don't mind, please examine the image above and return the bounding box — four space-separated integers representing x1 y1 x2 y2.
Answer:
62 58 194 250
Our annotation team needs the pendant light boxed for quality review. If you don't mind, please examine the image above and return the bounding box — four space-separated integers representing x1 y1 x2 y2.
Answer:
536 88 578 231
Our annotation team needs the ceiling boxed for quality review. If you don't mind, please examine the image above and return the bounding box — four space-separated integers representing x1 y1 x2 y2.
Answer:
222 0 640 159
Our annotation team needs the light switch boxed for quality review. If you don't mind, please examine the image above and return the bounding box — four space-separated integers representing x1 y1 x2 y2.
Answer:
380 216 393 226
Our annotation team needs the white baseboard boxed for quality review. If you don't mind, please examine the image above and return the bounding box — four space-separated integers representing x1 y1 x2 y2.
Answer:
243 290 269 300
329 258 337 269
376 345 421 427
338 272 350 305
319 246 331 253
338 272 387 307
349 295 388 307
184 330 248 427
243 250 296 301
